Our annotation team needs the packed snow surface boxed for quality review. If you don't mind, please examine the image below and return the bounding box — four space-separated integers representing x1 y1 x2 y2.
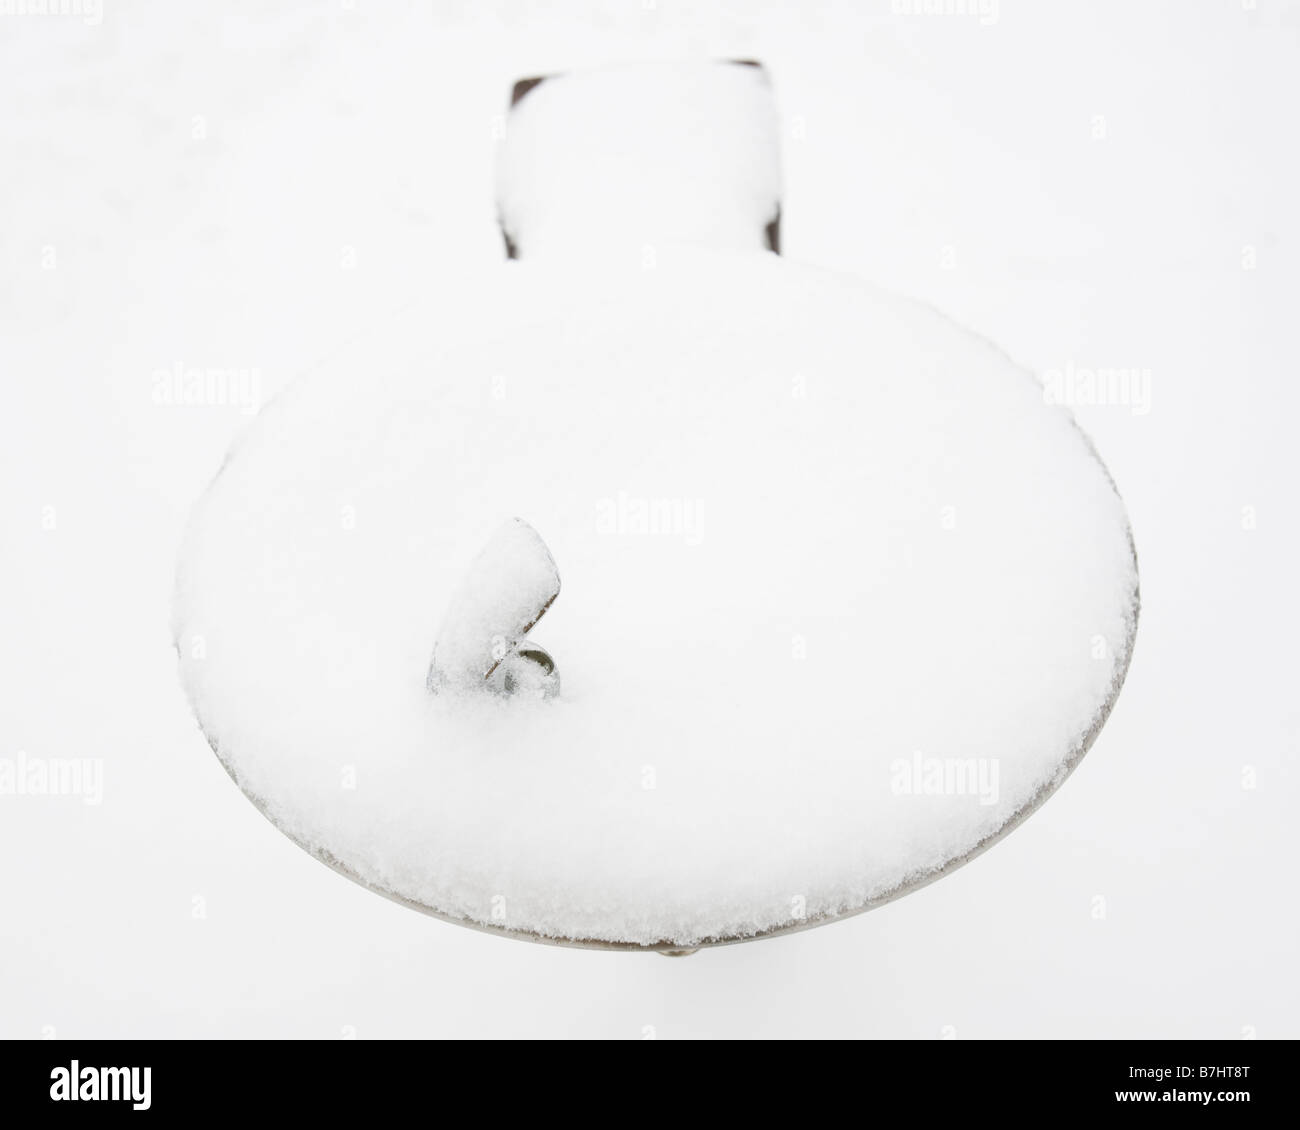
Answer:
174 246 1137 946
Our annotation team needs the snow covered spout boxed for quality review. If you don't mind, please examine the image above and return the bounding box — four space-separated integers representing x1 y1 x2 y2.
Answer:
495 60 783 261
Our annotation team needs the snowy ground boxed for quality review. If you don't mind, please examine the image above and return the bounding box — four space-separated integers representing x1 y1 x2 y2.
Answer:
1 0 1297 1036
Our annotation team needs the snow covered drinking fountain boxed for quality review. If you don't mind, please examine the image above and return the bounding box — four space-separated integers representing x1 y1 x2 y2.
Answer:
174 61 1139 954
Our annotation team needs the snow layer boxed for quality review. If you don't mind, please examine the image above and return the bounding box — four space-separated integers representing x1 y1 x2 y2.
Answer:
174 245 1137 946
496 61 781 260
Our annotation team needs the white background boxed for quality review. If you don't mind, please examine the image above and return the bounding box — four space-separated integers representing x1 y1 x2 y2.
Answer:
1 0 1296 1038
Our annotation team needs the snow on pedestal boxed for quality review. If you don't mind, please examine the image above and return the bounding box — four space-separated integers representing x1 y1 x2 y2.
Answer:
496 61 781 260
174 62 1138 949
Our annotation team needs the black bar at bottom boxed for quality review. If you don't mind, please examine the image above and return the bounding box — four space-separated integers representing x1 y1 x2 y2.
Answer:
3 1038 1286 1116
